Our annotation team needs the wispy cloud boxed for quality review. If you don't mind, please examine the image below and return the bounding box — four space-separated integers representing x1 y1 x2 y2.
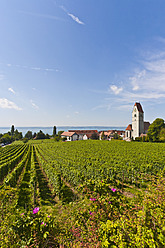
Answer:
19 10 65 22
110 85 123 95
60 5 84 25
95 43 165 112
0 98 22 110
68 13 84 25
0 62 60 73
31 67 41 71
8 87 16 94
30 100 39 110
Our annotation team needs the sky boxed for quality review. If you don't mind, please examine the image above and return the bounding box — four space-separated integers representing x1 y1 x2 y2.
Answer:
0 0 165 127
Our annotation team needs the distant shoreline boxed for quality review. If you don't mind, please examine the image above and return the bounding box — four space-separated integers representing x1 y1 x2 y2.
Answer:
0 126 126 136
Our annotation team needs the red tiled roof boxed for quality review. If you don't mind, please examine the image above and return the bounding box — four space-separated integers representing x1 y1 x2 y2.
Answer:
134 102 144 113
100 131 113 136
68 130 98 134
61 131 77 137
126 124 132 131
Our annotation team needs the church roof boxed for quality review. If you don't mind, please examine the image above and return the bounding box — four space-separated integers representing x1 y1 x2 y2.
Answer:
134 102 144 113
126 124 132 131
144 122 150 131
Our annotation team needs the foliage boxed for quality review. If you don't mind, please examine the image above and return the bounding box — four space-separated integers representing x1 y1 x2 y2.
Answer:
14 129 23 140
0 133 12 144
53 126 57 136
0 140 165 247
91 132 99 140
101 131 105 140
36 130 50 140
135 136 142 142
58 130 64 137
147 118 165 142
11 125 15 136
25 130 33 139
159 127 165 142
113 133 122 140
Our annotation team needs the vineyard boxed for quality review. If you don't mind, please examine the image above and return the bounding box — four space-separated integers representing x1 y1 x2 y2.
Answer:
0 140 165 247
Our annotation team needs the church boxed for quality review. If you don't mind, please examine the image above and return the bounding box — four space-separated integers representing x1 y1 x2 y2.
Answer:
125 102 150 140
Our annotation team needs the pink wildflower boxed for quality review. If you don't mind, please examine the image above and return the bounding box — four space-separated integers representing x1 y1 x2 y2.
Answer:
90 198 96 201
33 207 39 214
47 215 50 218
20 213 24 216
41 222 46 226
108 201 112 204
89 211 92 215
111 188 116 192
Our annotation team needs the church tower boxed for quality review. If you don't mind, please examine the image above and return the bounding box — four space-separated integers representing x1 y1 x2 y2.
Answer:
132 102 144 139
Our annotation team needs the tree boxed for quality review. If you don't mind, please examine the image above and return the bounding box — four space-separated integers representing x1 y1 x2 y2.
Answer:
113 133 122 140
36 130 46 140
14 129 23 140
25 131 33 140
91 132 99 140
53 126 57 137
147 118 165 142
33 132 37 139
101 131 105 140
58 131 64 137
45 133 50 139
159 128 165 142
0 134 12 144
11 125 15 136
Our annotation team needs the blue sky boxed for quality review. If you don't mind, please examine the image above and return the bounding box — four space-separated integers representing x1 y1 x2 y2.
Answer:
0 0 165 127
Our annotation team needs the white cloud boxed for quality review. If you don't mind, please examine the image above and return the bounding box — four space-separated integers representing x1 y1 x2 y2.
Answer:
8 87 16 94
110 85 123 95
30 100 39 110
0 98 22 110
60 5 84 25
132 85 139 91
68 13 84 25
75 111 79 115
129 70 146 91
102 45 165 111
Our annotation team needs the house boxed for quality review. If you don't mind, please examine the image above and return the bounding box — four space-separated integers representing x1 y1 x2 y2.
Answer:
61 131 79 141
99 131 113 140
125 102 150 140
99 130 125 140
114 130 125 139
68 130 99 140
